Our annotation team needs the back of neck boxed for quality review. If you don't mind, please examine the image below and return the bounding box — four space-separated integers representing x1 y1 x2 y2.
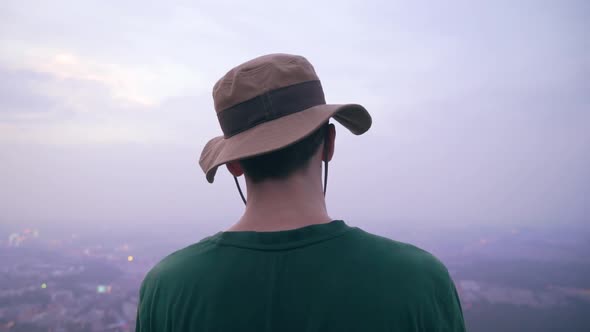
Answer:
227 176 331 232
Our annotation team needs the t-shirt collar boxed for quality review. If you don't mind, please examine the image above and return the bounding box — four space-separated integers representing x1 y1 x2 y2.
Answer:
213 220 352 250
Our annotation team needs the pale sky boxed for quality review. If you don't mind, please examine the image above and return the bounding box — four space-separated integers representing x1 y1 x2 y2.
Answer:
0 0 588 231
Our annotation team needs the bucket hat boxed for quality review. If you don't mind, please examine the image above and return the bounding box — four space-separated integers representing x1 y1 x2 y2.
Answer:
199 53 372 190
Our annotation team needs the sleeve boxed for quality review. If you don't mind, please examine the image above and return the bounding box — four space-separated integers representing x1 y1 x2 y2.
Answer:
421 256 467 332
135 277 151 332
445 280 466 332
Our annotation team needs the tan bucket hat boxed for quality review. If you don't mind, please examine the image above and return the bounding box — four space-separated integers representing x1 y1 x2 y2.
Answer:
199 53 372 183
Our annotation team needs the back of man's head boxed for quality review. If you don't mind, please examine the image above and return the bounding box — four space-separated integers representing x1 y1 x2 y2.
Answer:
239 124 328 183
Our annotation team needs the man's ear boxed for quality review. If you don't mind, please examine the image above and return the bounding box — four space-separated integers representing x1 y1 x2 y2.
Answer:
226 161 244 177
322 123 336 162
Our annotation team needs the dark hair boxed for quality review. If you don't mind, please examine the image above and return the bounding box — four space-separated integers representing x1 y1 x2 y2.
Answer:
240 123 328 183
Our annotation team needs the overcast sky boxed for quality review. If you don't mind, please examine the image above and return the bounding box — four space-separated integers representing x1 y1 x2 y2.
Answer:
0 0 588 232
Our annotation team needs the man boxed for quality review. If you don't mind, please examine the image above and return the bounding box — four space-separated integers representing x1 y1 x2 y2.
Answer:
136 54 465 331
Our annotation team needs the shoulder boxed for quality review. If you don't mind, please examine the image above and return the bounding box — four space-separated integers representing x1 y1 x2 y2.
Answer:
349 228 465 331
140 233 220 292
347 228 458 305
351 228 451 280
136 235 220 331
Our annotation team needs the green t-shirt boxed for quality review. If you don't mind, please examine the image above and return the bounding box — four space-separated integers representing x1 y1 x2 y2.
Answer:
136 220 465 332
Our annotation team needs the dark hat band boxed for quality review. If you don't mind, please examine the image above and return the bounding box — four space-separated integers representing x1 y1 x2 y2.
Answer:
217 80 326 138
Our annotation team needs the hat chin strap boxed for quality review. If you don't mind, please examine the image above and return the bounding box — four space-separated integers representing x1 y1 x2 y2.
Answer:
233 126 329 205
233 175 247 205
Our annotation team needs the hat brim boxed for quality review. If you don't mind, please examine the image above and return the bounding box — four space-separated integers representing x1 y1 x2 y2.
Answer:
199 103 371 183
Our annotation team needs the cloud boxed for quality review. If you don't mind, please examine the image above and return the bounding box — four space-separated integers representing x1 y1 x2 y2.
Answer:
0 61 216 145
37 53 157 106
0 67 58 116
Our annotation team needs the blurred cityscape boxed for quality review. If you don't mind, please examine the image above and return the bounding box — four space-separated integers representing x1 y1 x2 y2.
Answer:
0 228 151 332
1 223 589 332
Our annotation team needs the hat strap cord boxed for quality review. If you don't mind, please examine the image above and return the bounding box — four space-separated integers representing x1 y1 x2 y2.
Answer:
233 126 330 205
234 175 247 205
322 124 329 196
